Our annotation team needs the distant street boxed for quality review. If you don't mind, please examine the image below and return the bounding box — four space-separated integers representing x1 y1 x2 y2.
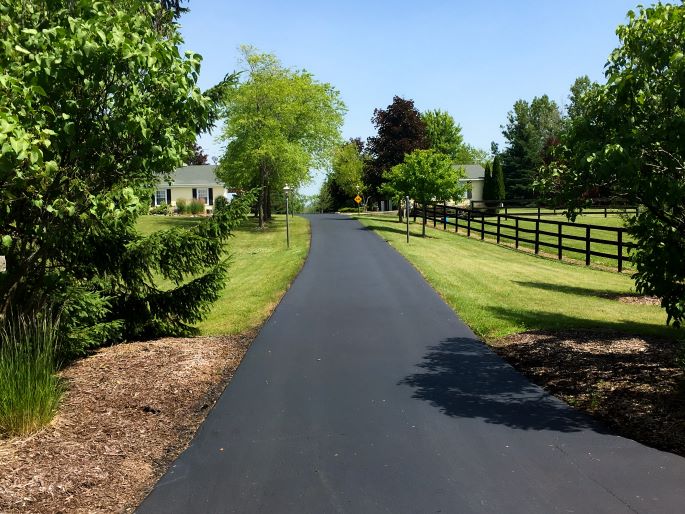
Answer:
138 214 685 514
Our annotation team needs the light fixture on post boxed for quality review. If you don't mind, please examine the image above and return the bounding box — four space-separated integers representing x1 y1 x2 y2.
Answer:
283 184 291 249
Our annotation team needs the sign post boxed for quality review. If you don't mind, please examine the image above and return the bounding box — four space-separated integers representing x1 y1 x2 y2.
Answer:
354 194 362 215
405 196 410 243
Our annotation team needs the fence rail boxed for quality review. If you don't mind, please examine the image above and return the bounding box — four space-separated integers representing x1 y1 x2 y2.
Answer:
469 200 639 219
414 203 634 272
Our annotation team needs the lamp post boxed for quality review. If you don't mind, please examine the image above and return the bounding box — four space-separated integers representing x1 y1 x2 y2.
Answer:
406 195 410 243
283 184 291 249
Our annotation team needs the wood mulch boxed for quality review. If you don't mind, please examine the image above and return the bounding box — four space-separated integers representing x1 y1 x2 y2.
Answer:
491 329 685 456
0 333 254 514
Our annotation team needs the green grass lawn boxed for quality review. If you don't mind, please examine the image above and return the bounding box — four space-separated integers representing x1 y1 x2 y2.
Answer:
137 214 310 335
356 215 681 343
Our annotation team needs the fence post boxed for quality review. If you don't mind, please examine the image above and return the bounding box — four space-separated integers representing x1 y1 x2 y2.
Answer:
617 230 623 272
585 226 591 266
558 223 562 260
535 219 540 254
467 211 471 237
537 206 541 220
455 208 459 233
443 202 447 230
413 203 417 223
515 218 519 248
433 204 436 228
604 206 607 218
496 215 501 244
481 214 485 240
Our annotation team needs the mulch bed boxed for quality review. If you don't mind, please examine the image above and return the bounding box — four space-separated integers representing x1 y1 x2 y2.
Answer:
491 330 685 456
0 333 254 514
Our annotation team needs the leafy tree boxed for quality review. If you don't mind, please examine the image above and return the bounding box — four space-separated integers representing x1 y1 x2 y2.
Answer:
500 95 563 199
0 0 252 355
317 176 348 212
365 96 428 204
186 142 209 165
217 47 345 227
383 150 466 237
454 144 489 165
330 141 364 199
541 3 685 326
422 109 465 160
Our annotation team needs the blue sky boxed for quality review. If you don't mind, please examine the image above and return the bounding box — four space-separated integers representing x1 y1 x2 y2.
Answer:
179 0 640 195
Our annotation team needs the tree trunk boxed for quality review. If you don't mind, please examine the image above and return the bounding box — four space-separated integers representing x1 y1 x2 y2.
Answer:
398 200 404 223
258 162 267 228
265 185 272 221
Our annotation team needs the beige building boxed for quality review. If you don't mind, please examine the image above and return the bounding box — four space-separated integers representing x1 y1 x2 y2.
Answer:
457 164 485 204
152 165 235 211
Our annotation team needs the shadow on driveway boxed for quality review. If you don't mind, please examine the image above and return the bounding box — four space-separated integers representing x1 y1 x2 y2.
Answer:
400 337 606 433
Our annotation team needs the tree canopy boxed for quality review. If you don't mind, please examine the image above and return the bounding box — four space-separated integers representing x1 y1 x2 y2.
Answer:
541 3 685 326
0 0 251 355
365 96 428 203
383 150 466 236
422 109 465 160
217 46 346 226
500 95 564 199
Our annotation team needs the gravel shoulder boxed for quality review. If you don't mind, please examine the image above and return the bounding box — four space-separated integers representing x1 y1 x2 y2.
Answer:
0 333 254 514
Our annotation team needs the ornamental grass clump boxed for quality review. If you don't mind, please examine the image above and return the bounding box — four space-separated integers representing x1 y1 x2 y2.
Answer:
0 311 63 437
189 199 206 215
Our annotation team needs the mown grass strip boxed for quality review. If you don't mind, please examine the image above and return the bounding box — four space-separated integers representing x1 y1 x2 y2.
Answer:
356 215 680 342
137 214 310 335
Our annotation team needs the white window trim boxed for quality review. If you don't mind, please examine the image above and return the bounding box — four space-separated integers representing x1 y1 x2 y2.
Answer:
196 187 209 204
155 189 167 206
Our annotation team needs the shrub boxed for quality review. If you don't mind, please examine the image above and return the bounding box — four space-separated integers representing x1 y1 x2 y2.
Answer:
149 204 170 215
189 199 206 215
0 310 63 437
176 198 188 214
213 195 229 212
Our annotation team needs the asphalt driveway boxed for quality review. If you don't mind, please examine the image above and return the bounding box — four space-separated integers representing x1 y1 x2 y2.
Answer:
138 214 685 514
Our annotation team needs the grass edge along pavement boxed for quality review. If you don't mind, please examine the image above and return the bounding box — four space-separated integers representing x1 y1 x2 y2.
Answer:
356 214 685 456
136 214 311 335
355 214 679 343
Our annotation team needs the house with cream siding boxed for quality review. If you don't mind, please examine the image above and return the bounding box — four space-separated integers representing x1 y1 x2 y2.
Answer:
152 165 235 211
457 164 485 203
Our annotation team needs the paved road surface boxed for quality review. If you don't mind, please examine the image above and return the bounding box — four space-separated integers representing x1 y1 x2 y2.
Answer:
138 214 685 514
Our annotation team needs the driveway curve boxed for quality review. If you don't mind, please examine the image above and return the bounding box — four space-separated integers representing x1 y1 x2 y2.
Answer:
138 213 685 514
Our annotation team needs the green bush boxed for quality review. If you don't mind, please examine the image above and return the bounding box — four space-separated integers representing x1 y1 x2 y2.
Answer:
213 195 228 212
338 207 361 213
0 310 63 437
175 198 188 214
149 204 170 215
189 199 206 215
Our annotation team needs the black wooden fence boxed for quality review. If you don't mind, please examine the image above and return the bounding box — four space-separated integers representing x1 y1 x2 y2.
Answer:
414 203 634 272
469 200 639 219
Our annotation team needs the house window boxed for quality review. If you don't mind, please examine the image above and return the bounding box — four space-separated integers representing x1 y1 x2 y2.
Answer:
155 189 167 206
196 187 209 204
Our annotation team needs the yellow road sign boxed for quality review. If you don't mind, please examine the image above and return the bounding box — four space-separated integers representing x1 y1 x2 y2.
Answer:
354 195 362 204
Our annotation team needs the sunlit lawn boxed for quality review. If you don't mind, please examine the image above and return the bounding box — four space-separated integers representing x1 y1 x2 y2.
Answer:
137 214 310 335
356 215 680 342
